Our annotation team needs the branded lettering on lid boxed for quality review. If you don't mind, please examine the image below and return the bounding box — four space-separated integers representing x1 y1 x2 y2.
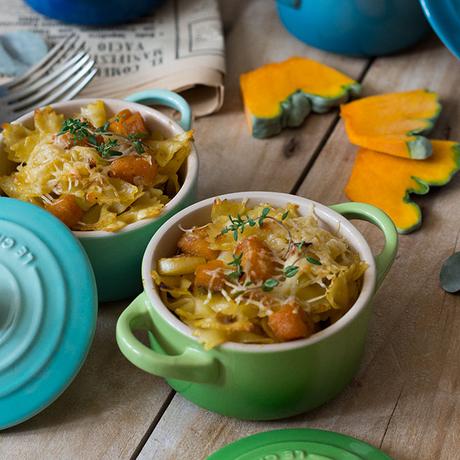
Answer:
0 234 35 266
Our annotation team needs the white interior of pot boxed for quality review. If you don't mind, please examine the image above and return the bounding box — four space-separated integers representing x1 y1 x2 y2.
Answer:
142 192 378 353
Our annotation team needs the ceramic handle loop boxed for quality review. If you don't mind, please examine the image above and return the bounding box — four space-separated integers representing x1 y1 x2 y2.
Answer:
330 202 398 288
125 89 192 131
116 293 219 383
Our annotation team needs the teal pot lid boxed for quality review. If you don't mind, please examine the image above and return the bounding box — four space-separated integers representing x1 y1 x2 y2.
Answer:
207 429 392 460
420 0 460 59
0 197 97 429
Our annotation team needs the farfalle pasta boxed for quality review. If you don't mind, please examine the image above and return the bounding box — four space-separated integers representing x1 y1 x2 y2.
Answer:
0 101 192 231
153 199 367 349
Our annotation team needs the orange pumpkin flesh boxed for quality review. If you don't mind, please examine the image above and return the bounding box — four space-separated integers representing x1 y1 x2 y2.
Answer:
341 89 441 160
345 140 460 233
240 56 360 138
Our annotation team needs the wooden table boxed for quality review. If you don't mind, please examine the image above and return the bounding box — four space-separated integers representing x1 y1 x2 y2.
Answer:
2 1 460 459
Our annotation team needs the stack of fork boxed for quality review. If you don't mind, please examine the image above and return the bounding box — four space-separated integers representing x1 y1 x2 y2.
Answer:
0 34 97 124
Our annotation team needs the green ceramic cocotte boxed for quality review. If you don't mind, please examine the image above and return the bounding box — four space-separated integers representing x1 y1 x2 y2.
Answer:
4 90 198 302
116 192 398 420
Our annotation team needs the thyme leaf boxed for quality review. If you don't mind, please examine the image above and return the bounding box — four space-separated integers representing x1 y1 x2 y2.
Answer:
227 253 243 279
262 278 279 292
306 256 322 266
284 265 299 278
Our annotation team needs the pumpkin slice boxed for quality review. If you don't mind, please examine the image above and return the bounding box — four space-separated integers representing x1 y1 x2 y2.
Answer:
341 89 441 160
345 140 460 234
240 56 360 139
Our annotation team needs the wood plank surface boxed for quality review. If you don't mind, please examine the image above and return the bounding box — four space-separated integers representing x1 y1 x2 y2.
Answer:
194 0 367 198
137 37 460 460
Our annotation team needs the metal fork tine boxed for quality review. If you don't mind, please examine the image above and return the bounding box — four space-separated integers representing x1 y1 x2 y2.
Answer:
6 35 81 91
4 34 76 89
1 52 90 103
10 59 95 111
13 61 96 112
54 68 98 104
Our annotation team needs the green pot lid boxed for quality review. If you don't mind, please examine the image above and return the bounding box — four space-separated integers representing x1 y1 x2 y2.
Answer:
0 197 97 430
207 429 392 460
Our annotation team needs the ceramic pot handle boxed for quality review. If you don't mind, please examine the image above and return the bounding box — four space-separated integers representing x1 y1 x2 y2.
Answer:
116 293 219 383
125 89 192 131
330 202 398 289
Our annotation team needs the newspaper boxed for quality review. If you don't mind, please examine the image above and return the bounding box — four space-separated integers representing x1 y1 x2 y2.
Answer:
0 0 225 117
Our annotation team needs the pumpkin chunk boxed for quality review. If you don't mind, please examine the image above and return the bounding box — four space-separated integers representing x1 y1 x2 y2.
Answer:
177 227 219 260
341 89 441 160
195 259 227 291
108 155 158 186
45 195 83 229
268 302 314 342
240 56 360 139
345 140 460 233
235 235 276 283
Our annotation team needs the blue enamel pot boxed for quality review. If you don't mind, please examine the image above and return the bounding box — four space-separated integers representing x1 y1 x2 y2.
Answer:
276 0 431 57
25 0 165 25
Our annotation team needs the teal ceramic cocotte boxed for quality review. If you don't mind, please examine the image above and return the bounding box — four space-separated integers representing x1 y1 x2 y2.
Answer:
116 192 398 420
276 0 431 57
6 90 198 302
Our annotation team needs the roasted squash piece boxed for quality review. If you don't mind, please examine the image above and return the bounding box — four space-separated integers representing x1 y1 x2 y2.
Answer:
123 112 148 136
195 259 227 291
268 302 314 341
45 195 83 229
240 56 360 139
178 227 219 260
108 109 147 136
108 155 158 186
341 89 441 160
235 235 276 283
345 141 460 233
109 109 130 135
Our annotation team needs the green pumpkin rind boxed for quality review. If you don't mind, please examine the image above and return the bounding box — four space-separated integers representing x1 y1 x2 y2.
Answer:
405 93 442 159
398 143 460 234
251 82 361 139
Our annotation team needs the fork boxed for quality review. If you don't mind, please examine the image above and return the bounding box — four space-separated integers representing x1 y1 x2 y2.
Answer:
0 34 97 124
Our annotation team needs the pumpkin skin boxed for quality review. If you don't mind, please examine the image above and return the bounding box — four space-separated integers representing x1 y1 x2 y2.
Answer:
345 141 460 234
240 57 360 139
341 89 441 160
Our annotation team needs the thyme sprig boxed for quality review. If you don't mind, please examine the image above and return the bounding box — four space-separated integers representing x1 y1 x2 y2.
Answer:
221 208 320 295
227 253 243 279
95 139 123 158
128 133 146 154
221 207 271 241
57 117 149 159
58 118 91 141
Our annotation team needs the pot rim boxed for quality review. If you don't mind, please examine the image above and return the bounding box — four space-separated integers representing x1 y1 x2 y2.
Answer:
4 97 198 238
142 191 377 353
